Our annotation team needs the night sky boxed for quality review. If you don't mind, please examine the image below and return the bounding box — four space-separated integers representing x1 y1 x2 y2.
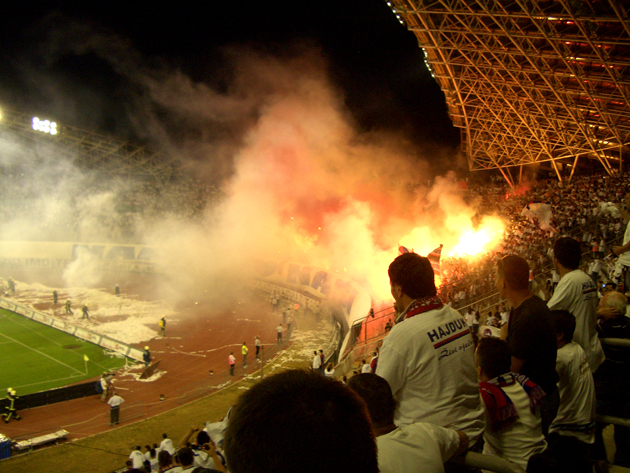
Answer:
0 1 459 172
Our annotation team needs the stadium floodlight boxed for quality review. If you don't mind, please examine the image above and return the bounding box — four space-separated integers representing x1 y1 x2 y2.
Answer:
32 117 58 135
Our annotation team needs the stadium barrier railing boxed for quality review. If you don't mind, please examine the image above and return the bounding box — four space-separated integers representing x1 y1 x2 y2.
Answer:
455 451 527 473
600 337 630 348
334 305 395 377
0 381 97 413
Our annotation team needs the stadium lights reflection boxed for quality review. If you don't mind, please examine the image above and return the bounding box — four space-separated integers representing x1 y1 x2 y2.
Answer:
32 117 58 135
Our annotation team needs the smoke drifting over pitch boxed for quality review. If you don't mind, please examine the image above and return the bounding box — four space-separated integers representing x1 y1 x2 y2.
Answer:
1 18 504 303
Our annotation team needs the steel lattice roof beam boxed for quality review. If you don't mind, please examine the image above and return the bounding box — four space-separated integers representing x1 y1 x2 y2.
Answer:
388 0 630 183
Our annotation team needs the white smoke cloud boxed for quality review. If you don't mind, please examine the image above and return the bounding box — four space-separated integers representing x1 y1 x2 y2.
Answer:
0 18 505 306
62 246 102 287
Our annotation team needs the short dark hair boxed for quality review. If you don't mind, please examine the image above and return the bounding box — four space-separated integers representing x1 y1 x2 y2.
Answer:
388 253 437 299
196 430 210 445
550 310 576 342
476 338 512 379
178 447 194 467
158 450 172 468
347 374 395 429
497 255 530 291
553 237 581 270
224 369 378 473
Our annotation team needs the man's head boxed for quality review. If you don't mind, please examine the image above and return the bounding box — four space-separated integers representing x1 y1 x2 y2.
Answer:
224 369 378 473
196 430 210 445
158 450 172 467
388 253 436 302
550 310 576 346
347 373 396 431
600 290 628 318
553 237 582 270
177 447 195 467
604 282 618 294
475 337 512 382
496 255 529 295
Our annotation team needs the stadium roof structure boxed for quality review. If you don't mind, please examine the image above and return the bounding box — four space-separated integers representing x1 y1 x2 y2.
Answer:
0 108 181 182
388 0 630 185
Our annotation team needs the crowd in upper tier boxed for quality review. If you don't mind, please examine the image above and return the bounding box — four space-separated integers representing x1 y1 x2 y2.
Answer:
438 173 629 310
0 170 222 243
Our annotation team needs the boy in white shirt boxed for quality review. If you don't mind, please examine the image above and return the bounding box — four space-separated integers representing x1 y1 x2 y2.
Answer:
549 310 596 445
476 338 547 470
348 373 468 473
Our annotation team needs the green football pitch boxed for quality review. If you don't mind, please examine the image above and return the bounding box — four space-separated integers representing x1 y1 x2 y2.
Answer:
0 309 127 396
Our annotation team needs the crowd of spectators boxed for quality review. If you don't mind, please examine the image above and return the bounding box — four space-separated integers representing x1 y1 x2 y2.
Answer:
0 169 223 243
438 173 629 311
121 429 227 472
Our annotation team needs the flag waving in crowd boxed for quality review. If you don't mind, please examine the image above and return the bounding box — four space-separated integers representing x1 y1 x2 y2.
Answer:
427 244 443 277
398 245 411 255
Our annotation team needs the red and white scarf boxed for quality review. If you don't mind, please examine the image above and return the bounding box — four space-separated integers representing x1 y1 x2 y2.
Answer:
395 295 444 324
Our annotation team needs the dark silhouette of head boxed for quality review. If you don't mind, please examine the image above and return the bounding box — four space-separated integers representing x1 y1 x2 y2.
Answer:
224 369 378 473
388 253 436 299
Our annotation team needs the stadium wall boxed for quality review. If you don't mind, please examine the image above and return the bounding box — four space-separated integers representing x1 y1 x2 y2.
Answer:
0 241 159 273
252 258 372 360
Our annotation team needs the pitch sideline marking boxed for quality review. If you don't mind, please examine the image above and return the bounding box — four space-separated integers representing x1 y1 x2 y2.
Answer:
1 310 119 374
0 332 84 376
2 373 85 392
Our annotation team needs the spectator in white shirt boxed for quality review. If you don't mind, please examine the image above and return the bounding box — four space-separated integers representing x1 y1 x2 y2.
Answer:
129 446 145 469
548 310 596 445
160 433 176 456
312 351 321 373
349 373 468 473
476 338 547 469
